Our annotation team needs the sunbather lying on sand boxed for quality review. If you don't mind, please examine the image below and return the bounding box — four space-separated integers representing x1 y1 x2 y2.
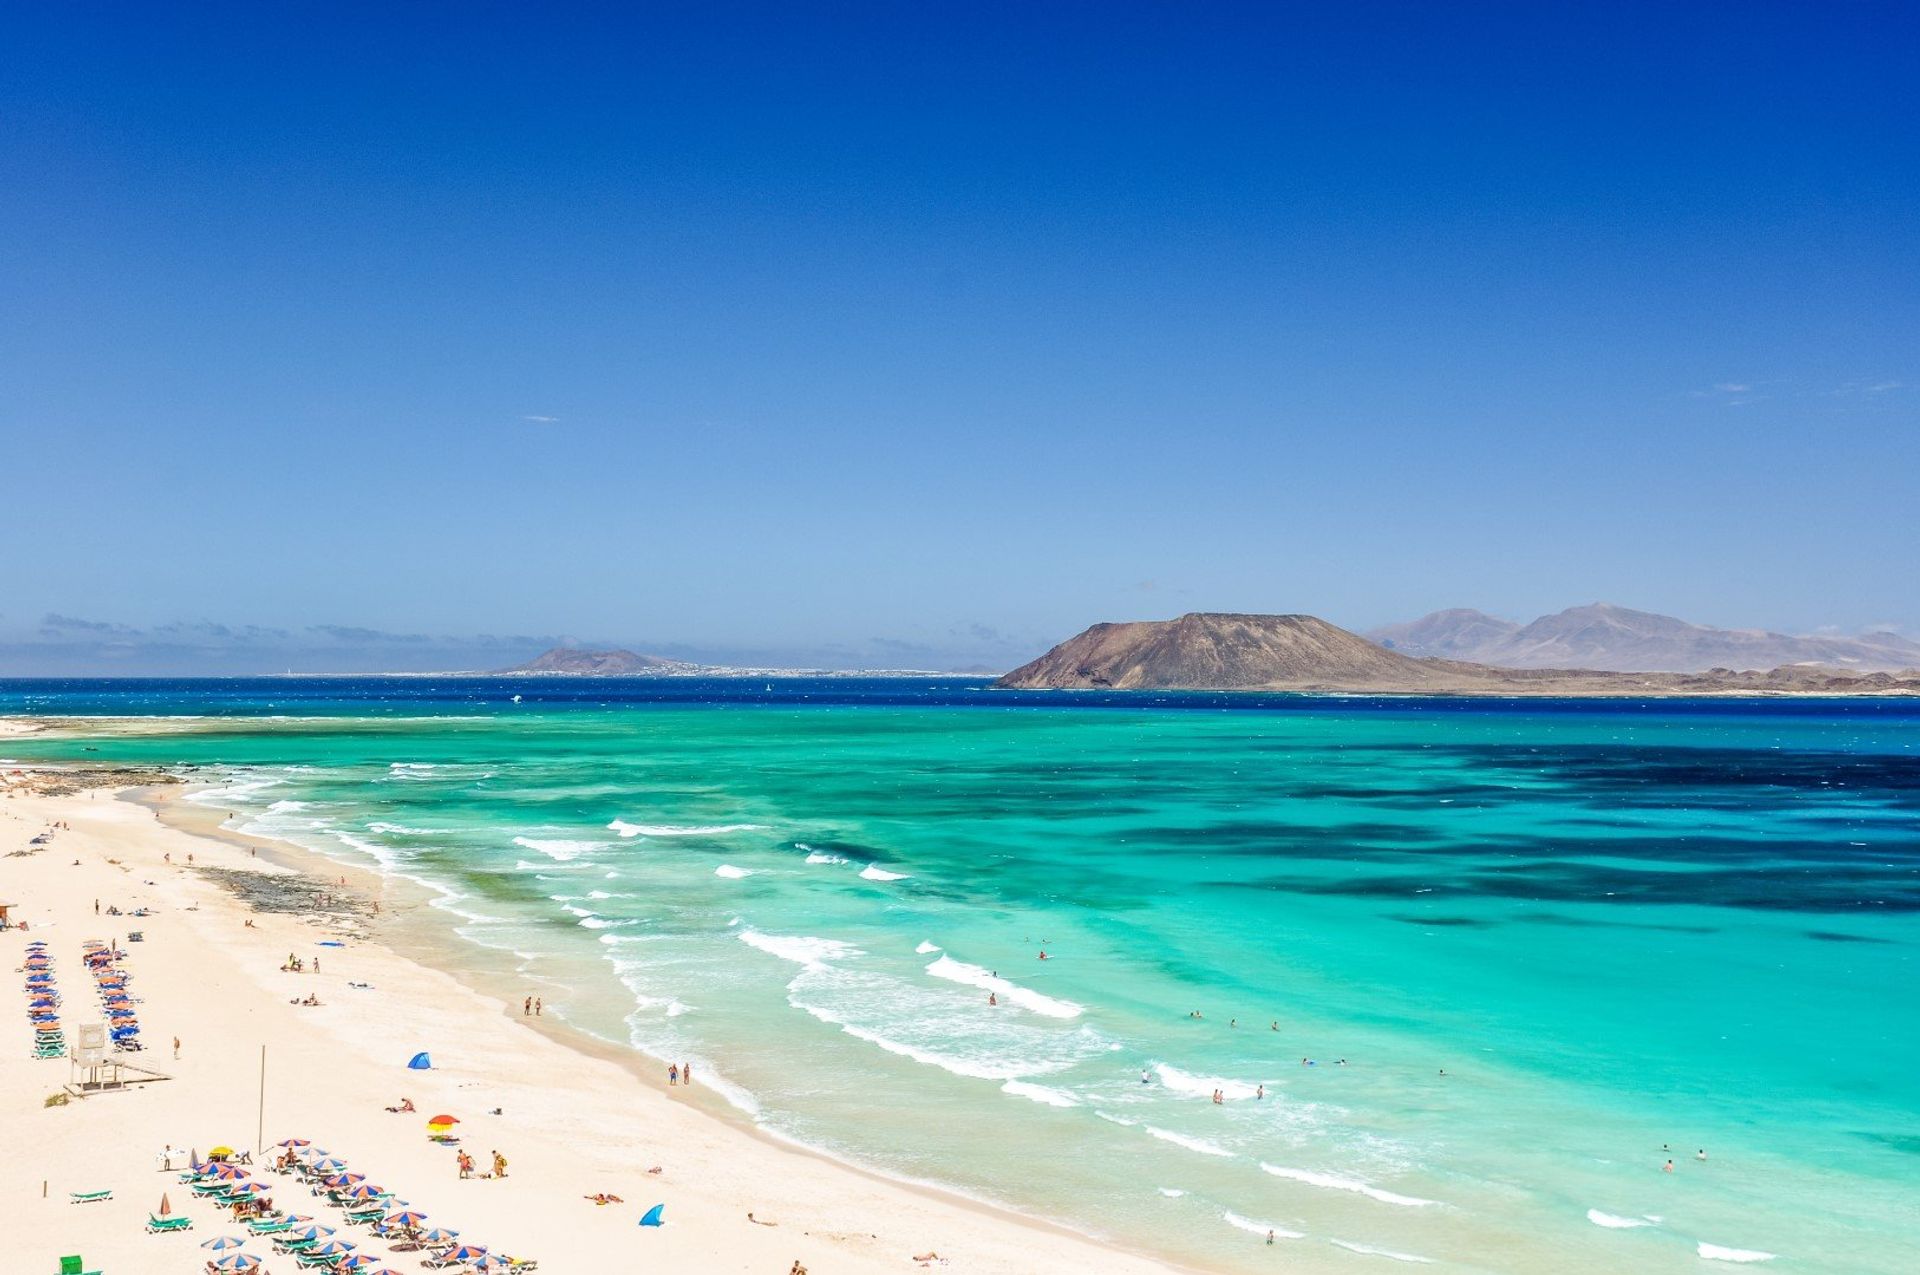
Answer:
384 1098 415 1113
584 1193 624 1205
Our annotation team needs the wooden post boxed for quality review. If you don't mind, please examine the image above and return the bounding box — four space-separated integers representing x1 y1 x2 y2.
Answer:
256 1045 266 1154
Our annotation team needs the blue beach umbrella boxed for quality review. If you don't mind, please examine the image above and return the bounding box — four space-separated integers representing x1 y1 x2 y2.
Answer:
201 1235 248 1250
211 1256 261 1272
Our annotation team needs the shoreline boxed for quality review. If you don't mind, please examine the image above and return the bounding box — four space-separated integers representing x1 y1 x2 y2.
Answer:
2 767 1205 1274
144 784 1200 1266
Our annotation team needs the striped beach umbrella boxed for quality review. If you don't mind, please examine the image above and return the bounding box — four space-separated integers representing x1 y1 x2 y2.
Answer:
325 1172 366 1187
336 1257 383 1272
308 1157 347 1173
383 1209 429 1228
342 1182 385 1202
417 1227 460 1244
274 1138 311 1148
211 1257 261 1272
289 1223 335 1241
443 1245 488 1263
201 1235 248 1250
308 1240 356 1258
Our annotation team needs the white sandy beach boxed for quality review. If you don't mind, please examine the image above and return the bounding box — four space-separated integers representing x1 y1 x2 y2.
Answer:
2 772 1189 1275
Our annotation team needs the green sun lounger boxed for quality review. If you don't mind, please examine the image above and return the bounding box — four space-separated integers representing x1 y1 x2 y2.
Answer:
68 1189 112 1204
147 1212 193 1232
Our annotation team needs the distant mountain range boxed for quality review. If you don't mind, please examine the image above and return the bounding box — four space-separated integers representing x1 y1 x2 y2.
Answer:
499 646 697 675
1368 603 1920 672
997 612 1920 695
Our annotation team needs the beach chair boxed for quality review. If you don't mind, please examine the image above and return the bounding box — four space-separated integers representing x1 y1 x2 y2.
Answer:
246 1216 294 1235
58 1258 102 1275
146 1212 193 1232
67 1189 112 1204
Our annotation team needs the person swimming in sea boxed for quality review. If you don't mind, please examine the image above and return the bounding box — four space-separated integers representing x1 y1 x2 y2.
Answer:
1141 1069 1151 1084
988 992 997 1006
1256 1084 1264 1100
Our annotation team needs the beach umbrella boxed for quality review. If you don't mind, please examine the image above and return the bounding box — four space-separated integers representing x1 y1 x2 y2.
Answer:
308 1240 356 1258
343 1183 385 1202
418 1227 459 1244
325 1172 366 1187
336 1257 383 1272
275 1138 311 1148
158 1192 172 1217
469 1257 513 1272
211 1256 262 1272
384 1209 429 1228
309 1157 347 1173
201 1235 248 1250
442 1245 488 1263
210 1162 248 1180
289 1224 335 1241
209 1145 236 1159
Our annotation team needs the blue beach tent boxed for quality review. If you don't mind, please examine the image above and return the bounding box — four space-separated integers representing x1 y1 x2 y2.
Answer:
639 1204 665 1227
407 1052 432 1070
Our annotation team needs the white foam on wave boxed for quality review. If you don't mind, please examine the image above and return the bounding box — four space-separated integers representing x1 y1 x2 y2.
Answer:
578 916 639 930
859 865 910 881
513 836 601 863
1224 1211 1304 1239
266 799 310 813
1260 1163 1435 1208
1587 1209 1656 1229
1095 1111 1138 1127
714 864 752 879
368 820 445 835
1330 1239 1433 1263
737 930 864 967
924 955 1083 1019
1697 1243 1775 1264
805 851 849 864
915 940 941 955
1001 1080 1080 1108
185 773 285 807
1154 1062 1260 1101
1146 1126 1234 1157
609 819 764 838
1157 1187 1186 1198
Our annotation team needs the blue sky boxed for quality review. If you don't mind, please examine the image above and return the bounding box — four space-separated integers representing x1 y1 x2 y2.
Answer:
2 3 1914 672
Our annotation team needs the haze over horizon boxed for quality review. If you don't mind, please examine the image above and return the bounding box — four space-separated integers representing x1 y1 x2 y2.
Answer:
4 4 1914 673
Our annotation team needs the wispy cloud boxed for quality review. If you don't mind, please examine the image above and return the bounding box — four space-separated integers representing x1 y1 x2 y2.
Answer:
522 414 560 423
1828 379 1905 396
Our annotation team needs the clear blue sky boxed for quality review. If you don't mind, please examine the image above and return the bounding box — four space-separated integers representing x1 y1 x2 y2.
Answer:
2 2 1914 672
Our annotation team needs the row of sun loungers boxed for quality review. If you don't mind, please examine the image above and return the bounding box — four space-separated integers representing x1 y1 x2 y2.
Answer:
23 939 65 1057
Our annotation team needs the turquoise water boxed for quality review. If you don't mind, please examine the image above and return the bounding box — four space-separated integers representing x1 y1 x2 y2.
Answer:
5 680 1918 1272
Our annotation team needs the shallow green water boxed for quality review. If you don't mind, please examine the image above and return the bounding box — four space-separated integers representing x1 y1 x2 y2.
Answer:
6 681 1917 1272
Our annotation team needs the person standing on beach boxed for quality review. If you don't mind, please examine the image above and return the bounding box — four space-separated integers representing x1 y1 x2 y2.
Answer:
492 1150 508 1179
458 1150 473 1179
523 996 531 1016
668 1064 679 1086
534 997 543 1016
683 1061 692 1086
